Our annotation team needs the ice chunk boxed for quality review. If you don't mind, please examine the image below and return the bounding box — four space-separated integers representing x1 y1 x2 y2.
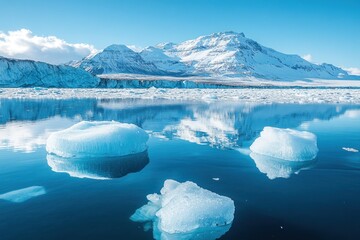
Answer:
250 127 318 161
250 153 316 179
47 151 149 180
130 179 234 239
46 121 149 158
342 147 359 153
0 186 46 203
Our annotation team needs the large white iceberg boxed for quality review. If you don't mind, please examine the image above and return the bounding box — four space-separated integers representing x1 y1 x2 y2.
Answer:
250 153 316 179
130 179 234 239
250 127 318 161
0 186 46 203
47 151 149 180
46 121 149 158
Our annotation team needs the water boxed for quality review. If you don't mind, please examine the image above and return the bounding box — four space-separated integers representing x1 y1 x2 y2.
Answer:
0 98 359 240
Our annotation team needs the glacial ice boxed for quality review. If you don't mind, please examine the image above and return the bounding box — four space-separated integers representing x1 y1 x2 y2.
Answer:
250 153 316 179
1 88 360 104
46 121 148 158
130 179 234 239
47 151 149 180
250 127 318 161
0 186 46 203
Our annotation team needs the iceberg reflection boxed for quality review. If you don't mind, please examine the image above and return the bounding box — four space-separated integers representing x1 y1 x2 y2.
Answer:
250 153 317 179
47 151 149 180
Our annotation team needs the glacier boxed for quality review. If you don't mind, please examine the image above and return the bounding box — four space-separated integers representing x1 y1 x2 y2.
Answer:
0 186 46 203
46 121 149 158
250 127 318 161
0 56 99 87
130 179 234 239
47 151 149 180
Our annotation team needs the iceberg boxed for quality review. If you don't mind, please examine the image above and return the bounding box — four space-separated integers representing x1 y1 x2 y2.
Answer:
46 121 149 158
130 179 234 239
0 186 46 203
250 153 316 179
250 127 318 161
47 151 149 180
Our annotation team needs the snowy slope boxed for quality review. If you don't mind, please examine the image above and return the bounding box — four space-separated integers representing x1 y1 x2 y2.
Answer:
71 44 163 75
74 31 352 80
140 46 192 75
0 57 99 87
155 31 348 79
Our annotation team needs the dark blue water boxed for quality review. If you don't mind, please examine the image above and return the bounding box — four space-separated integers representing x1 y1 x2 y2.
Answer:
0 99 359 240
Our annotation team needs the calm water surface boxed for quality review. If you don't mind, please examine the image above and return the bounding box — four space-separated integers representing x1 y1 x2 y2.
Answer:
0 99 359 240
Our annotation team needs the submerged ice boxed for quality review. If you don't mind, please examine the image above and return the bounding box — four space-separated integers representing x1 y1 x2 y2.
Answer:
47 151 149 180
46 121 148 158
250 127 318 161
250 153 316 179
130 179 234 239
0 186 46 203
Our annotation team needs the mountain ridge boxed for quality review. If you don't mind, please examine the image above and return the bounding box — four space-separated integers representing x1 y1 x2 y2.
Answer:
71 31 351 80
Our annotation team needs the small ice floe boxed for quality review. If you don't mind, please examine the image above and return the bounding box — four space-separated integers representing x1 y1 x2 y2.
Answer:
212 178 220 181
0 186 46 203
342 147 359 153
33 87 47 91
46 121 149 158
47 151 149 180
130 179 234 240
250 127 318 161
250 153 316 179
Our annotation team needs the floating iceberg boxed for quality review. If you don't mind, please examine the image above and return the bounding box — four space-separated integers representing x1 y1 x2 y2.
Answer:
0 186 46 203
46 121 149 158
342 147 359 153
47 151 149 180
130 179 234 239
250 153 316 179
250 127 318 161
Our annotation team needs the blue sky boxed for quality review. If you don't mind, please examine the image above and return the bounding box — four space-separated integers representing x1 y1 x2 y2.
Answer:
0 0 359 69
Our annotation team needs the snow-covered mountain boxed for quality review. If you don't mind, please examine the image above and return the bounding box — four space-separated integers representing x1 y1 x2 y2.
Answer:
70 44 163 75
155 31 349 79
0 56 99 87
73 31 350 80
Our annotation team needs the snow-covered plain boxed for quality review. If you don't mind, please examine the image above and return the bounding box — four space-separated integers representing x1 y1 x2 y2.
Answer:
131 179 234 238
46 121 149 158
1 88 360 104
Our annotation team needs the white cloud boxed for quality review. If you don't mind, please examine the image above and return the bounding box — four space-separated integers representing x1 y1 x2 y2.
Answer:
0 29 98 64
301 54 313 62
0 117 75 153
343 67 360 76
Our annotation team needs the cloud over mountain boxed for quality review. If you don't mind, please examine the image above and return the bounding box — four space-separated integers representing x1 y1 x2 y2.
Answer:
0 29 97 64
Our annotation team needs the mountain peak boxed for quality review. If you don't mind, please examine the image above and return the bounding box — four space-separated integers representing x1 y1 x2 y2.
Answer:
215 31 245 37
103 44 133 52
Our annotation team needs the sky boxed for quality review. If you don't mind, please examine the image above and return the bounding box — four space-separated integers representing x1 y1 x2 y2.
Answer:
0 0 359 72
